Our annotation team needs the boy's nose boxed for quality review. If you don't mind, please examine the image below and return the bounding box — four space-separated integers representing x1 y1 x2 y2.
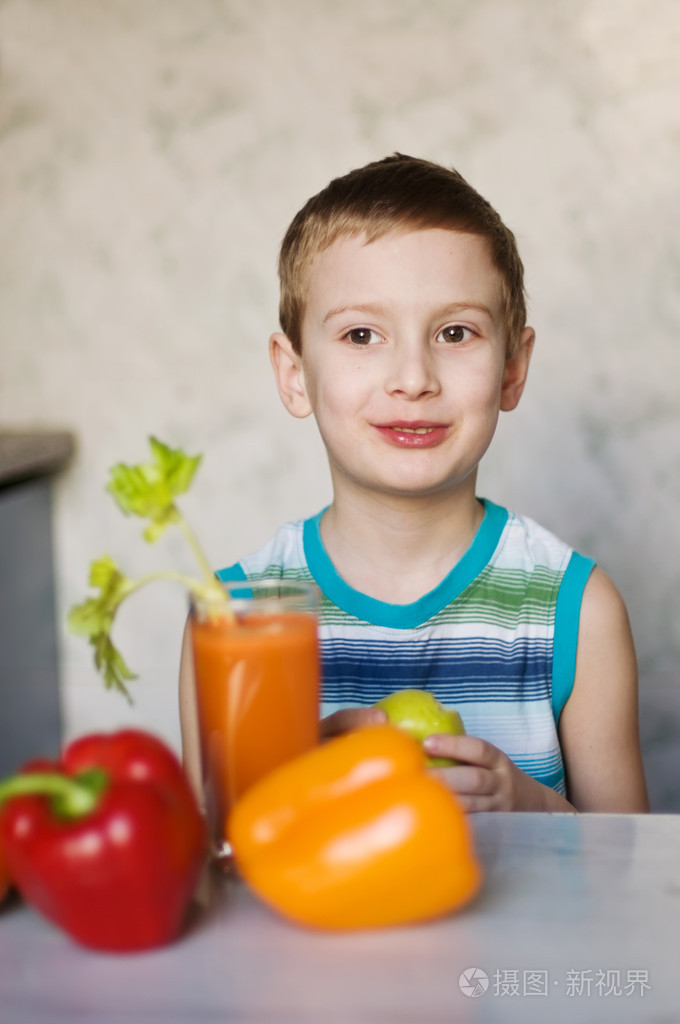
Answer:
385 341 440 399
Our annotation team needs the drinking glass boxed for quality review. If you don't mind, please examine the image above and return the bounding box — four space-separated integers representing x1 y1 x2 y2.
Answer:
189 579 320 855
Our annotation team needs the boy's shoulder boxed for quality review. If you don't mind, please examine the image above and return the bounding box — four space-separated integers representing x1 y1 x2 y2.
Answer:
490 502 584 576
217 516 310 580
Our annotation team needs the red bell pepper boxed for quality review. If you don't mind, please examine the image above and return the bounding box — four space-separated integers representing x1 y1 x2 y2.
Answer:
0 836 10 904
0 729 206 951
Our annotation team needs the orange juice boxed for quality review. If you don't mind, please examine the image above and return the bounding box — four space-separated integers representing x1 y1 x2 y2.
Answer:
190 592 320 843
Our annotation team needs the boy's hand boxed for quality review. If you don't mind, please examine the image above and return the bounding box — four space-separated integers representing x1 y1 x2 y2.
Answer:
321 706 387 740
423 734 575 813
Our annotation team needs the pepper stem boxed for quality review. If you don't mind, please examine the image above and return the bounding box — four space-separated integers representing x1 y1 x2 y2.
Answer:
0 769 108 820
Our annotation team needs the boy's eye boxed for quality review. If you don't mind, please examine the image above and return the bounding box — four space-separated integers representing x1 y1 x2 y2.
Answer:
345 327 381 346
437 324 473 344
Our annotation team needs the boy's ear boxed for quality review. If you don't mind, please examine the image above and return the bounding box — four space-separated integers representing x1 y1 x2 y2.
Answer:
269 332 313 419
500 326 535 412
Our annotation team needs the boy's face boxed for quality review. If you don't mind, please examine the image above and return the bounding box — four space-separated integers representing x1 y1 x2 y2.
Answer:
271 228 533 503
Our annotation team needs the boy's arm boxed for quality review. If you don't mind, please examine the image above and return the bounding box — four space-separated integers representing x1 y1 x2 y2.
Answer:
424 568 649 812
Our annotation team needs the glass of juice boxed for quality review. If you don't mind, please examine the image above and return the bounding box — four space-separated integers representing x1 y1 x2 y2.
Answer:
189 579 320 855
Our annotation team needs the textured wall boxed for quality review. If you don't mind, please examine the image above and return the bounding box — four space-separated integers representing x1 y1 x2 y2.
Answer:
1 1 679 802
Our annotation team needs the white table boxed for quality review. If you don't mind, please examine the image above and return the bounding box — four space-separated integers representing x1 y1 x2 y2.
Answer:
0 813 676 1023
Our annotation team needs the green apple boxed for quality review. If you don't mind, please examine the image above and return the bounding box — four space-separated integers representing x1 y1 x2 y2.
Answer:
373 688 465 766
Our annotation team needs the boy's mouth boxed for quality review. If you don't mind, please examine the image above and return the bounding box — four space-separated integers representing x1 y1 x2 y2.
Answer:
373 422 449 448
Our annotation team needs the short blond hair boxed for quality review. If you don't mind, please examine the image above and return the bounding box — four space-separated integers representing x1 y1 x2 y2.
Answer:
278 154 527 356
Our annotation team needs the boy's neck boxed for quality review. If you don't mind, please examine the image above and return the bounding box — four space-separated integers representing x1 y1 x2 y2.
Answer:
319 483 485 605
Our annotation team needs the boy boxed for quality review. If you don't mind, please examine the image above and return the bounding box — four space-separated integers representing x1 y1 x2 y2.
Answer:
180 154 648 813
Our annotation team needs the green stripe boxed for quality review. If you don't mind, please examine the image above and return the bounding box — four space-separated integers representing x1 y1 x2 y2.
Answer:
431 565 563 627
223 560 568 630
217 564 314 583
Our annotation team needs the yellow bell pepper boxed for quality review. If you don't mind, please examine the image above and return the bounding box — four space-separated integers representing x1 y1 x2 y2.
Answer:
228 724 482 930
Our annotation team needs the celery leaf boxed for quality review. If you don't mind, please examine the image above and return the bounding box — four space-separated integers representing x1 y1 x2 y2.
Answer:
106 437 201 542
67 556 138 700
68 436 227 701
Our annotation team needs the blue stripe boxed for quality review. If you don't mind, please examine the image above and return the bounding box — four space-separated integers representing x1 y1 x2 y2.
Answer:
322 659 552 688
322 654 552 704
323 687 552 706
551 551 595 722
321 637 550 673
320 637 551 656
304 499 509 629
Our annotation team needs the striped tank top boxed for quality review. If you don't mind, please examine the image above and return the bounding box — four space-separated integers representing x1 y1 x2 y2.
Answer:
217 499 594 796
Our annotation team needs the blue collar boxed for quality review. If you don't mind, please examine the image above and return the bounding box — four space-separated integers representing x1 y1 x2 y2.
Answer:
303 499 508 629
